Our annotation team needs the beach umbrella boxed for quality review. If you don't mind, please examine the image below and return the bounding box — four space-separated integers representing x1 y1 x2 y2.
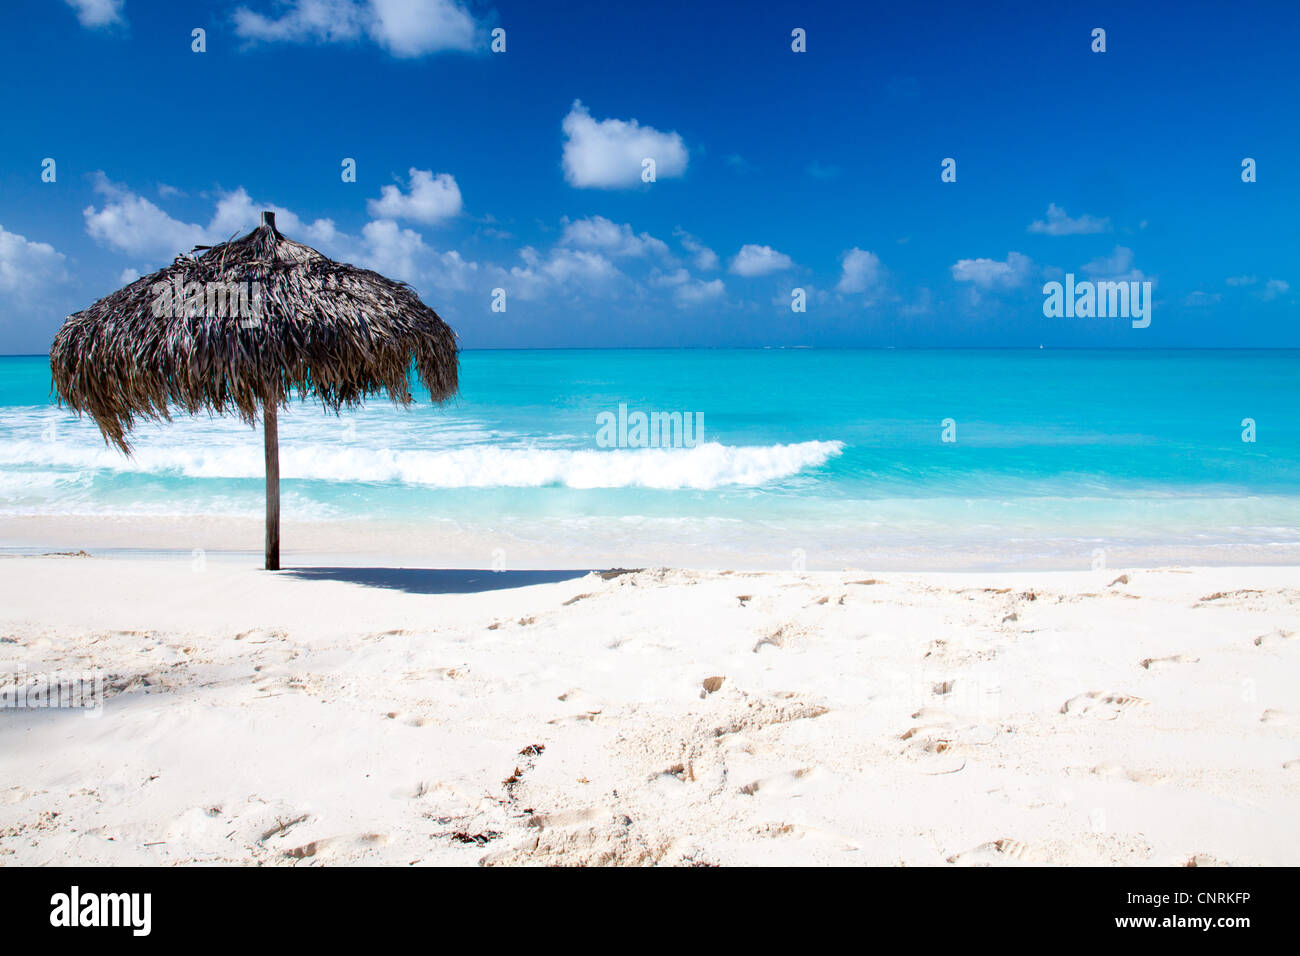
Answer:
49 212 458 570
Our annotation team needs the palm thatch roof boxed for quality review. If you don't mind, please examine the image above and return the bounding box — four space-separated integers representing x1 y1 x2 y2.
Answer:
50 213 458 452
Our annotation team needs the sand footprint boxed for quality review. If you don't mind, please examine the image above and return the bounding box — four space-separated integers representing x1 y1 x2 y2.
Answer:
739 766 826 797
281 829 387 861
712 692 829 736
898 708 996 774
550 687 603 725
384 710 432 727
1254 629 1295 648
1061 691 1148 719
947 838 1042 866
1140 655 1199 669
401 779 478 807
526 807 608 830
753 622 811 653
234 628 287 643
360 628 420 644
1089 762 1161 785
752 821 860 850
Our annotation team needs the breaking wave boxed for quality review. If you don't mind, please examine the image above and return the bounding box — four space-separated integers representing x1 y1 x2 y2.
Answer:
0 440 845 490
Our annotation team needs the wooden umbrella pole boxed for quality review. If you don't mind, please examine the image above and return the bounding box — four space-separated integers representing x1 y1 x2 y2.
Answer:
261 210 280 570
264 396 280 570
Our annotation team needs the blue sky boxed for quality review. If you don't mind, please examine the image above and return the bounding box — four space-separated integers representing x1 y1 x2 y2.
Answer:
1 0 1297 353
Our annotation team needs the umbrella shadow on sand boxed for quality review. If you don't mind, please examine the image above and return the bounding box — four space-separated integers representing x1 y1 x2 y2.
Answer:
279 567 592 595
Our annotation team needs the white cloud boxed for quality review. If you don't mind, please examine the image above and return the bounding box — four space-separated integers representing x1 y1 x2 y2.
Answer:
83 174 207 258
504 245 623 300
951 251 1034 289
673 278 724 308
0 225 69 298
1027 203 1110 236
233 0 479 57
1082 245 1149 284
651 268 690 287
367 168 463 224
206 188 340 246
78 179 741 316
359 218 429 282
561 100 688 189
233 0 366 44
500 219 727 308
836 248 884 295
83 176 339 259
65 0 123 28
333 218 479 290
1226 274 1290 299
429 250 479 291
118 267 142 284
559 216 669 258
533 247 617 284
1262 278 1290 300
81 175 489 304
367 0 478 56
730 244 793 277
674 228 718 271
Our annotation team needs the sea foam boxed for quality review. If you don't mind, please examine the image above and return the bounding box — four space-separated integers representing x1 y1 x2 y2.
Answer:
0 439 844 490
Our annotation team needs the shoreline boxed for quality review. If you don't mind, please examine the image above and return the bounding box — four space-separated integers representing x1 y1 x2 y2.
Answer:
4 515 1300 572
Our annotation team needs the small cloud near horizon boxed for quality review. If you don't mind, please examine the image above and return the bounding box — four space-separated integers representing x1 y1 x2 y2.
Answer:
951 251 1034 289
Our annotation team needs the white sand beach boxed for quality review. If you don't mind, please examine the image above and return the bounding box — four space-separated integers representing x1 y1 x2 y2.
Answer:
2 552 1297 866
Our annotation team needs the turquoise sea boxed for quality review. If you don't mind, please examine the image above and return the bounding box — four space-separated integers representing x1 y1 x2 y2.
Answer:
1 350 1298 568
